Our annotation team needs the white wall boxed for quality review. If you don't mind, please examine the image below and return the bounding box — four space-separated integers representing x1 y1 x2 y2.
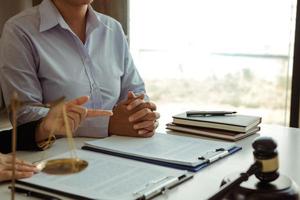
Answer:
0 0 32 36
0 0 32 127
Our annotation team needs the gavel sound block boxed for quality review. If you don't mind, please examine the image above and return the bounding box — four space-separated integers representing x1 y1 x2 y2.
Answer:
208 137 299 200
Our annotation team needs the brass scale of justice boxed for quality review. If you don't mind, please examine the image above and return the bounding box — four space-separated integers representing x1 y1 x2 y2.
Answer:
9 93 89 199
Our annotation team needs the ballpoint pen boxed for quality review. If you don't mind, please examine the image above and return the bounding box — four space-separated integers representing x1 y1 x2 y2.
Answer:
186 111 237 116
9 186 62 200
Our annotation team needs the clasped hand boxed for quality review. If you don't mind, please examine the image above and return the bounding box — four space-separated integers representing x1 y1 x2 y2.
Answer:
109 92 160 137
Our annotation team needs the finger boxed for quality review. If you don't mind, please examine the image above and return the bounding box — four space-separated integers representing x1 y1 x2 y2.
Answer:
136 121 159 134
145 101 157 111
14 171 35 179
123 93 144 105
127 98 145 111
138 129 151 135
138 130 155 137
16 159 33 166
129 109 157 122
127 91 136 99
155 112 160 119
142 112 160 121
68 105 88 122
69 111 82 130
128 108 150 122
4 157 34 167
119 91 135 105
15 159 36 168
126 99 146 110
87 109 113 117
133 120 156 130
3 163 38 173
67 96 90 106
66 112 78 131
0 171 34 182
16 165 38 173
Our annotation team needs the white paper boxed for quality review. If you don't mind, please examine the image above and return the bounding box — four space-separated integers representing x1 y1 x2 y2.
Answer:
0 110 12 131
19 150 188 200
85 133 236 166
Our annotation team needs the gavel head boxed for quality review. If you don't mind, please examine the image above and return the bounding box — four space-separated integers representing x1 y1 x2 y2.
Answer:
252 136 279 182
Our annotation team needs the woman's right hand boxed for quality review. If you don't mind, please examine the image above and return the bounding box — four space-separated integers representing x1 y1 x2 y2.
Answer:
36 96 113 142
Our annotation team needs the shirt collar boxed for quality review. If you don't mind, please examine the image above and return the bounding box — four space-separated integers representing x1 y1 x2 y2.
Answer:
39 0 61 32
39 0 103 33
86 5 102 35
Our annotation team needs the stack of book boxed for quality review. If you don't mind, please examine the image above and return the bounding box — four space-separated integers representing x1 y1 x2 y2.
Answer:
166 112 261 141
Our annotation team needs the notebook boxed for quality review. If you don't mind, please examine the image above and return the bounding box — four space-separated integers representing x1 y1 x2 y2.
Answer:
17 150 192 200
166 123 260 141
82 133 241 172
172 112 261 132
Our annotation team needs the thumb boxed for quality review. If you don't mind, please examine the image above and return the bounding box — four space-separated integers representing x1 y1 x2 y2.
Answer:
127 91 136 100
127 91 145 101
67 96 89 106
119 92 145 105
118 91 135 105
123 92 144 105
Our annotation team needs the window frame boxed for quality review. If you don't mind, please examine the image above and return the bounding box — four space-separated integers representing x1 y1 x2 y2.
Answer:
290 0 300 127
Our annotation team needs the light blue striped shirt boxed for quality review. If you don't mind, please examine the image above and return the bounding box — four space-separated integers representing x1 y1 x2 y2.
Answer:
0 0 146 137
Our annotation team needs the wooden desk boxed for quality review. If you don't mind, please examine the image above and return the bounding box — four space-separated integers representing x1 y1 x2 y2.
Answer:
0 124 299 199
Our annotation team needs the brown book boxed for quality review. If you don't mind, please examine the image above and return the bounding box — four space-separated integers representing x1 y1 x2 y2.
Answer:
172 112 261 132
166 123 260 141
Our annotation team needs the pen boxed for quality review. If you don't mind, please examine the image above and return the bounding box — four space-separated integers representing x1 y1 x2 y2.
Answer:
186 111 237 116
9 186 62 200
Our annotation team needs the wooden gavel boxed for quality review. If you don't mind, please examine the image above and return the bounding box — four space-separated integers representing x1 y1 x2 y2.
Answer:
208 136 298 200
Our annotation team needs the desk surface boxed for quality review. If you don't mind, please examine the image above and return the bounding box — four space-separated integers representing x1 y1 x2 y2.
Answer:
1 124 300 200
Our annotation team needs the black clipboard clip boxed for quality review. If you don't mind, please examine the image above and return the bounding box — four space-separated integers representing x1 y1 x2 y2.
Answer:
133 176 178 199
198 148 230 164
132 174 191 199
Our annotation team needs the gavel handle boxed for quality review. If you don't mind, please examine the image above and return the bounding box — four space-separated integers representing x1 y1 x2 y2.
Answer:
208 163 261 200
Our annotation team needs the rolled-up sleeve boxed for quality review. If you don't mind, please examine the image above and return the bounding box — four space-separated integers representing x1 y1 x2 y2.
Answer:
0 22 49 125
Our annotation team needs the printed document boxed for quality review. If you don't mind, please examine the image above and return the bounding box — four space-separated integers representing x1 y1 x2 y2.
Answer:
18 150 189 200
84 133 236 167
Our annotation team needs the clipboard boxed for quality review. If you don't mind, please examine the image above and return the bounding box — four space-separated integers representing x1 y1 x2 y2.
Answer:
17 150 193 200
82 145 241 172
16 174 193 200
82 133 242 172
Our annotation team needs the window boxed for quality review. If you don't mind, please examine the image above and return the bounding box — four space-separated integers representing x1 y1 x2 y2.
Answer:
130 0 297 125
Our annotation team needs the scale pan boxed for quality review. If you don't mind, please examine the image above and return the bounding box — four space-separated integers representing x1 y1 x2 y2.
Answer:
37 158 88 175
